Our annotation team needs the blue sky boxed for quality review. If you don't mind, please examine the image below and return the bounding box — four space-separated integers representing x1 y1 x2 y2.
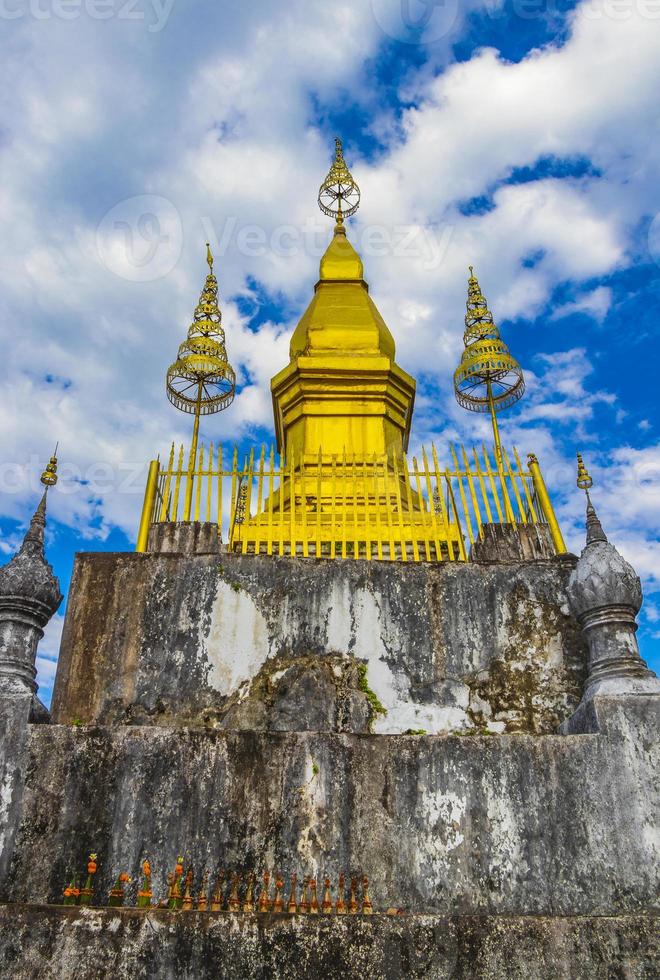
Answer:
1 0 659 703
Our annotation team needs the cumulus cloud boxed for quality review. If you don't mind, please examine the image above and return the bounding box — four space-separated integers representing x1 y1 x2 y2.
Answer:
0 0 658 647
35 612 65 702
550 286 613 324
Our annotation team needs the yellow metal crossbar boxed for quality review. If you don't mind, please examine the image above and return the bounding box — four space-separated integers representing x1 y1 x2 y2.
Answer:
136 442 566 560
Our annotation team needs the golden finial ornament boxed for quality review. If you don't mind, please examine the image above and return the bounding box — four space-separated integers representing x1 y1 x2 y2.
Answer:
575 452 607 546
166 244 236 501
576 452 593 492
454 266 525 462
318 137 360 226
40 444 58 488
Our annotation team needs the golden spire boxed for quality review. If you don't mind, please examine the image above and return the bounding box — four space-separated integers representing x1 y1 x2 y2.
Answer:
576 453 607 545
40 444 58 488
464 266 496 343
318 137 361 227
576 452 593 492
454 266 525 461
166 245 236 507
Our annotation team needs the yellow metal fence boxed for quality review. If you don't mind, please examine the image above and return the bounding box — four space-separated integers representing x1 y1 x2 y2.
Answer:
137 442 565 561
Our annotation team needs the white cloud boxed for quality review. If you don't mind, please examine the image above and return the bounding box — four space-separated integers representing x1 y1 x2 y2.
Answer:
35 612 65 705
551 286 613 324
0 0 657 607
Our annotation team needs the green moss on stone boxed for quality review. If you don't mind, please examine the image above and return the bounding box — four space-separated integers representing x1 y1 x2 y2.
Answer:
357 663 387 732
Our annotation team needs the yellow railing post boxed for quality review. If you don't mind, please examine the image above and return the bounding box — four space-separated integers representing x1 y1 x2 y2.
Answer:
527 453 567 554
136 459 160 553
139 438 569 562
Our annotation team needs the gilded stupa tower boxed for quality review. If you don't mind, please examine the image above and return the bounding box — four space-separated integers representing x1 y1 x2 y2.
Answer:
3 137 658 980
136 139 566 562
271 138 416 461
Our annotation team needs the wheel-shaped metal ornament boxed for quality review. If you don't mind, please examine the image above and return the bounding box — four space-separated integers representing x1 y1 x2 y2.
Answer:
166 355 236 415
318 137 361 220
318 177 361 219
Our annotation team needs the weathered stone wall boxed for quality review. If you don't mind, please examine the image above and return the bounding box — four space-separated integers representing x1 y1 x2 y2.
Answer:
0 906 657 980
52 553 586 734
0 692 32 888
4 699 659 916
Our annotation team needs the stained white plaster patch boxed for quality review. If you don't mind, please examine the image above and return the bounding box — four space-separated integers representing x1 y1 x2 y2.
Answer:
0 775 14 855
329 583 472 734
324 578 355 652
481 781 527 887
412 787 468 892
204 581 270 695
373 702 470 735
421 791 466 850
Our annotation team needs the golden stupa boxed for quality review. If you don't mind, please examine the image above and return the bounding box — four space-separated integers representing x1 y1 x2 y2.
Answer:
137 138 566 561
252 138 458 558
272 138 415 464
